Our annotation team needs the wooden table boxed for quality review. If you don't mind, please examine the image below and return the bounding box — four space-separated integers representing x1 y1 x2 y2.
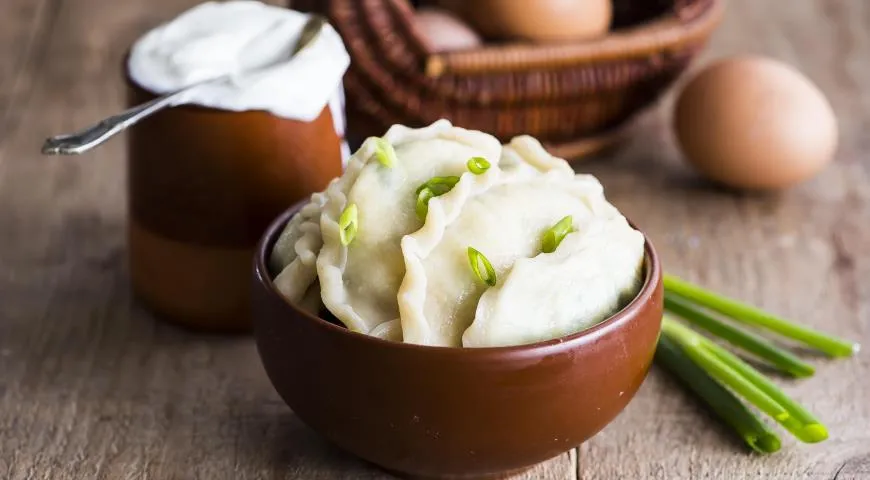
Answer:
2 1 868 478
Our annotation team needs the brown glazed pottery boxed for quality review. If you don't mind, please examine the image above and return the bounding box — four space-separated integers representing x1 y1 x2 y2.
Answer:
125 64 343 332
252 204 664 479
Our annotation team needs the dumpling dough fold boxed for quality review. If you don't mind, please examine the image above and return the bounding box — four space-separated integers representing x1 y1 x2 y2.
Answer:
398 135 629 346
270 191 328 303
398 170 614 346
317 120 502 333
464 215 645 347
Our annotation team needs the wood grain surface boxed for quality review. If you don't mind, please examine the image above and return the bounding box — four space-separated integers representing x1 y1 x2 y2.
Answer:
1 0 868 479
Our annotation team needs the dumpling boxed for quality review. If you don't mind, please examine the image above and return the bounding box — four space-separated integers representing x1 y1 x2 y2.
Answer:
297 282 324 316
270 191 328 303
398 165 619 346
269 124 647 349
498 135 575 178
316 120 502 333
464 215 645 347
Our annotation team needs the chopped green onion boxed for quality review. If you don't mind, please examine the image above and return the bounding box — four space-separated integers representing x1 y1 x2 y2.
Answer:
415 187 435 221
655 334 781 454
467 156 491 175
467 247 496 287
338 203 358 246
664 293 815 378
416 176 460 195
415 176 461 220
541 216 574 253
664 274 859 357
661 317 828 443
373 137 397 168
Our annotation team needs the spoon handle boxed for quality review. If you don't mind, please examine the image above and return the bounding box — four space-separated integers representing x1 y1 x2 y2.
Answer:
41 90 190 155
42 14 328 156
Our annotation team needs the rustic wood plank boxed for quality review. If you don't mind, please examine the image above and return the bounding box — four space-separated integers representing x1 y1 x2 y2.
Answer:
0 0 54 146
0 0 575 478
577 0 870 478
1 0 868 479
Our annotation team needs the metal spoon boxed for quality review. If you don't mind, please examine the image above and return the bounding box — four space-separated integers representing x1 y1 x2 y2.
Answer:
42 15 327 156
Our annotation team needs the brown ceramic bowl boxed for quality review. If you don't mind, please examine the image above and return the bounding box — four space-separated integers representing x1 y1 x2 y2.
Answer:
252 204 663 479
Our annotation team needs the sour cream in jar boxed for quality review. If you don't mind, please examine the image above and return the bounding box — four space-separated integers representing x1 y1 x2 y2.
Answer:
124 1 349 331
128 0 350 137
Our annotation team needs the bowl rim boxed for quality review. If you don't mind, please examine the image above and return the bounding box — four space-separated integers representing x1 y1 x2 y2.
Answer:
254 200 662 355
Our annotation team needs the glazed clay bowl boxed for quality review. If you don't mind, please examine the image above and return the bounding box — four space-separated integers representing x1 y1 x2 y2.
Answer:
252 204 663 479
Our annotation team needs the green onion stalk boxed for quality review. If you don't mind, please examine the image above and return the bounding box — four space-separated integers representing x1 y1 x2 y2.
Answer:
664 294 815 378
655 334 782 454
660 317 828 444
657 274 859 452
663 274 858 357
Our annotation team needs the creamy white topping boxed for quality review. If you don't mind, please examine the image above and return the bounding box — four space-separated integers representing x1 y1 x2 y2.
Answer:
128 1 349 133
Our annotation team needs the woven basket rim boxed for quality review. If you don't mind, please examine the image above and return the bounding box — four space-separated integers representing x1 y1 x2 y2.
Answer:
421 0 725 76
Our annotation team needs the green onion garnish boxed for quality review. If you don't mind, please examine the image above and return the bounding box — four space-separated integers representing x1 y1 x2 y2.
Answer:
373 137 397 168
541 216 574 253
416 176 460 195
415 176 461 220
467 247 496 287
664 293 815 378
467 156 491 175
338 203 358 246
661 317 828 444
664 274 859 357
655 334 782 454
415 187 435 221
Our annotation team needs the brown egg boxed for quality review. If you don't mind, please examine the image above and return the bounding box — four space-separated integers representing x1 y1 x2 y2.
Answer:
414 7 483 52
674 56 837 190
437 0 612 42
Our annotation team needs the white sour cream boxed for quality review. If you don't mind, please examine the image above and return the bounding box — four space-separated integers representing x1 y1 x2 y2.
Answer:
128 1 350 134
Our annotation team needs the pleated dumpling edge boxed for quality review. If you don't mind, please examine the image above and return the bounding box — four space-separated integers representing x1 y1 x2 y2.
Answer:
316 120 503 334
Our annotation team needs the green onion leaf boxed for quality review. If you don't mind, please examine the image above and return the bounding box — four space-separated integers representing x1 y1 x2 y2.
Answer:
664 293 815 378
655 334 781 454
707 342 828 443
373 137 397 168
661 317 829 444
416 187 435 221
415 176 461 220
467 156 491 175
664 274 859 357
467 247 497 287
416 176 460 195
338 203 358 246
541 216 574 253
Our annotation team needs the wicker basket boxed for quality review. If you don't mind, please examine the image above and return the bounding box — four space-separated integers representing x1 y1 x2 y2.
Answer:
293 0 724 160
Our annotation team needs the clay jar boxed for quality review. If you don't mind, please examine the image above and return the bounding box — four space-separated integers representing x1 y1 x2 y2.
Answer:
125 68 342 332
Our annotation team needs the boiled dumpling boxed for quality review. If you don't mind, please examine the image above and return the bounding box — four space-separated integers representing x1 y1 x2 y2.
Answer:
297 282 324 315
498 135 575 178
464 215 644 347
270 191 328 303
317 120 502 333
399 135 643 347
269 123 646 349
398 165 619 346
